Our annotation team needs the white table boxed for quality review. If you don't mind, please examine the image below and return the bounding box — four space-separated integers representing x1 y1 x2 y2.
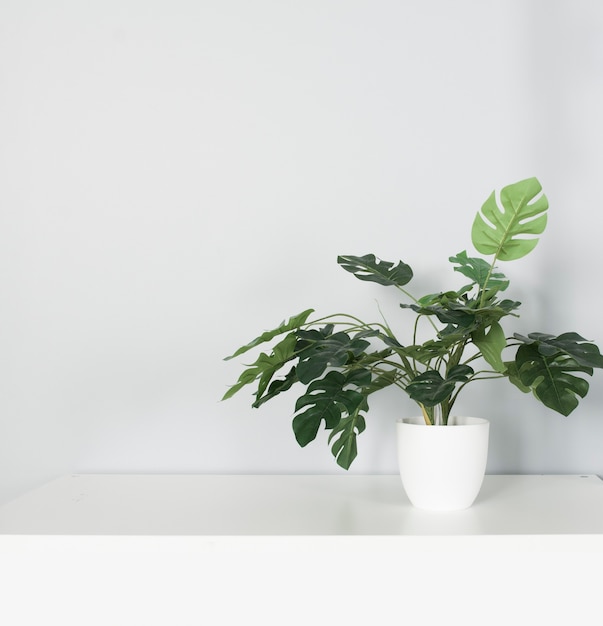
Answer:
1 473 603 535
1 474 602 625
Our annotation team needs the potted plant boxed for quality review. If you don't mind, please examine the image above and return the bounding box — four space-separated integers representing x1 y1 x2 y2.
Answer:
222 177 603 509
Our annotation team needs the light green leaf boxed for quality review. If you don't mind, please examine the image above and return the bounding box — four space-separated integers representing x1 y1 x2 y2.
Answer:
224 309 314 360
221 332 297 401
449 251 509 293
471 177 548 262
472 322 507 373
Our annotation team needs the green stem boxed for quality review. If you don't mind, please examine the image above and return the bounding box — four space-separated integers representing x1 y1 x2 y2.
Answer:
306 312 386 331
419 404 432 425
448 371 507 409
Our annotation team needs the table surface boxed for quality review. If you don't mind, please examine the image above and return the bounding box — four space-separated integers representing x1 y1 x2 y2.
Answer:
1 473 602 536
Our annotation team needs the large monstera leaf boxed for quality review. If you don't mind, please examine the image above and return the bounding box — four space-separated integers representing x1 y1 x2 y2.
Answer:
513 332 603 416
472 177 548 261
337 254 413 287
292 370 369 469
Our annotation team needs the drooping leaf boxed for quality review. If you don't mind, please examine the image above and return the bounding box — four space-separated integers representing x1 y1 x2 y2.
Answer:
252 366 298 408
514 332 603 369
222 332 298 401
515 345 590 416
328 409 367 470
295 330 371 384
337 254 413 287
224 309 314 360
405 365 474 407
471 177 548 262
511 332 603 415
292 371 366 446
472 322 507 373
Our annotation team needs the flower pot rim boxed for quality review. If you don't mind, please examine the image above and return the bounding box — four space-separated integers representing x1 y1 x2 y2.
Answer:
397 416 489 427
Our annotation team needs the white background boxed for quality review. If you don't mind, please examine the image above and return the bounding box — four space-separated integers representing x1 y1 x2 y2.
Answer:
1 0 603 504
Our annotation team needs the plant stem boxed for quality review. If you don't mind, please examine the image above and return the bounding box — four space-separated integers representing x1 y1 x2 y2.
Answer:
433 403 443 426
420 404 432 425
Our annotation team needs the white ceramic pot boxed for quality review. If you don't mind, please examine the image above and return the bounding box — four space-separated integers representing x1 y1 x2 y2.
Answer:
396 416 489 511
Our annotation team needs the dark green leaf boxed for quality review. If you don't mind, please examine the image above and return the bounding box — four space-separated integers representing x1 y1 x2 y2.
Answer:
515 344 590 416
402 297 520 331
514 332 603 369
328 409 367 470
295 331 371 384
337 254 413 287
292 371 366 446
511 332 603 415
364 369 399 394
402 302 475 328
405 365 474 407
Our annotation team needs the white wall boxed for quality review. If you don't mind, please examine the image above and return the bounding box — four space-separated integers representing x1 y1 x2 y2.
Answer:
1 0 603 503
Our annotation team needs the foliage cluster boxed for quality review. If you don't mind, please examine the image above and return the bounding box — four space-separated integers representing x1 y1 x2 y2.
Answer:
223 178 603 469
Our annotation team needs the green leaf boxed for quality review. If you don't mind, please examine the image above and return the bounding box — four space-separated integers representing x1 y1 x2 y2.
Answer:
514 332 603 369
504 360 531 393
472 322 507 373
295 330 371 384
364 369 399 394
515 345 590 416
337 254 413 287
402 301 475 328
252 366 298 408
471 177 548 262
224 309 314 360
403 297 520 331
404 338 461 365
449 251 509 293
405 365 474 407
328 409 367 470
222 332 297 401
511 332 603 416
292 371 366 447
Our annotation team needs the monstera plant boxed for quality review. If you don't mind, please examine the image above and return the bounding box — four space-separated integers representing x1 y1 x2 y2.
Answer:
222 177 603 469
